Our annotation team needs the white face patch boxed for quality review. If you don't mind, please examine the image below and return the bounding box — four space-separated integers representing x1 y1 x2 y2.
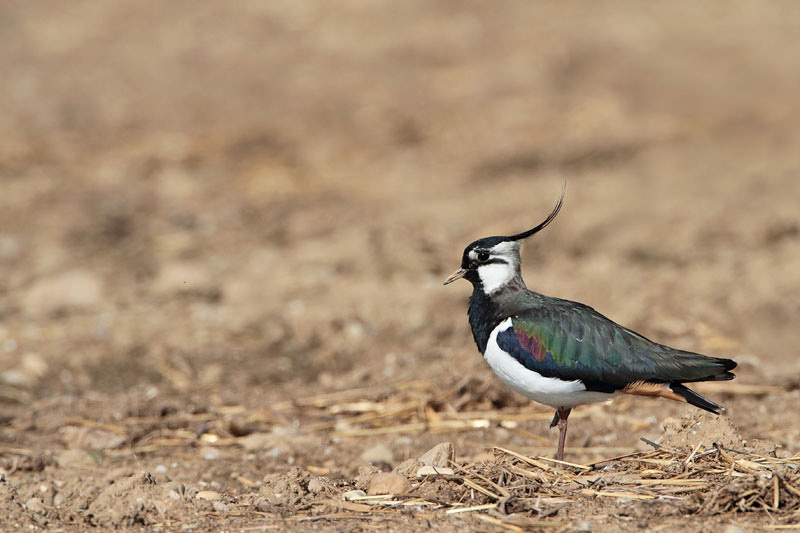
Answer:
474 241 521 294
477 262 516 294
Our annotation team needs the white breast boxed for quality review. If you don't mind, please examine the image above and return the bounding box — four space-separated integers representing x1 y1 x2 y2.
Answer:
483 318 618 409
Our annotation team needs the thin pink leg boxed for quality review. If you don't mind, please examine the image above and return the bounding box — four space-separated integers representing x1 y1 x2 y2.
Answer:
554 408 572 461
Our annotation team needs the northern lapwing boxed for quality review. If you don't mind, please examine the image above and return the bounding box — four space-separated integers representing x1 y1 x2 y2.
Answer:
444 191 737 461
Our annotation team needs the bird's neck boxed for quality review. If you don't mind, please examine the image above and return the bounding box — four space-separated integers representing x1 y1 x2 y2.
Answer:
468 276 528 353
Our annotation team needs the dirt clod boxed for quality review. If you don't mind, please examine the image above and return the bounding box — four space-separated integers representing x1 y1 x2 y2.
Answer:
367 472 413 495
659 412 743 450
260 468 311 506
85 472 185 528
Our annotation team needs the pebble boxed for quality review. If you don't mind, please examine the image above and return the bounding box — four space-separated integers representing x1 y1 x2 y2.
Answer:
195 490 222 501
573 521 592 533
253 497 272 512
418 442 454 468
265 448 281 458
367 472 412 495
307 477 324 494
24 497 45 514
354 464 381 489
212 501 229 513
341 489 367 501
416 465 455 477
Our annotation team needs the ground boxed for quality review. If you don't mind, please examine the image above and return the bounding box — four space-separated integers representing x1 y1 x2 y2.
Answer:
1 2 799 531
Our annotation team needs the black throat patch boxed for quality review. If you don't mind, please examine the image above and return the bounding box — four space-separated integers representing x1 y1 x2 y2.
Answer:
467 287 504 354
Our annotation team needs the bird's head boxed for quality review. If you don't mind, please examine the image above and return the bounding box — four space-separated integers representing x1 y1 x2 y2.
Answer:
443 191 564 294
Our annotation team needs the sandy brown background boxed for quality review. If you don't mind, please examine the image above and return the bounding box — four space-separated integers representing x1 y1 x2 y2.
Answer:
1 2 799 531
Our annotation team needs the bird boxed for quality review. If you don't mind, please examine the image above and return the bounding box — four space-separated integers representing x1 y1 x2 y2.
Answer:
443 190 737 461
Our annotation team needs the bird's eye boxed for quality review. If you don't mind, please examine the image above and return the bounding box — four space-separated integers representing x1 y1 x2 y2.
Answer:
477 251 490 262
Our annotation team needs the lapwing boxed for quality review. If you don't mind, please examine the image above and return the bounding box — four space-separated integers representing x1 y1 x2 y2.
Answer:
444 191 737 461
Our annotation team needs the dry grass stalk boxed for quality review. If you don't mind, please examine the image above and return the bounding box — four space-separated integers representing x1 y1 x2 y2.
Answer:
26 378 799 530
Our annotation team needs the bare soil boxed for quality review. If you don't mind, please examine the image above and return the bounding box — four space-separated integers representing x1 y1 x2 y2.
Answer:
1 2 799 531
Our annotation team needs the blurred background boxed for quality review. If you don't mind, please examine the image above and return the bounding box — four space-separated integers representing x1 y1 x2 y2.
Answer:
1 1 799 443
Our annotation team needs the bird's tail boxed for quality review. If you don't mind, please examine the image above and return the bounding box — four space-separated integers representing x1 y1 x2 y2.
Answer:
669 382 726 414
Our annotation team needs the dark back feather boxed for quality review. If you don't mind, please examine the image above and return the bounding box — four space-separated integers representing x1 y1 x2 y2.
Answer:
486 290 736 392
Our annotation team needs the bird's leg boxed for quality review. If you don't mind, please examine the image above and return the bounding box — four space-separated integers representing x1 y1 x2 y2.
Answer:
553 407 572 461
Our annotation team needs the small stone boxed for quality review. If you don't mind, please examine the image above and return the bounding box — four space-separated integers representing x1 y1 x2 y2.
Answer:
163 481 192 501
573 521 592 533
155 465 168 474
253 497 272 512
307 477 324 494
212 501 229 513
342 489 367 501
393 458 423 476
354 464 381 490
24 497 45 514
359 443 395 465
367 472 412 495
265 448 281 458
418 442 454 468
416 465 455 477
196 490 222 501
198 446 218 460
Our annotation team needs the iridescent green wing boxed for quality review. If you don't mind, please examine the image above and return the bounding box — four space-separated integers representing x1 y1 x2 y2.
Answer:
496 299 734 391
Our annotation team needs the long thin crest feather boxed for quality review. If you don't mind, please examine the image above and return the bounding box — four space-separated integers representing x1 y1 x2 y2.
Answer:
506 185 565 241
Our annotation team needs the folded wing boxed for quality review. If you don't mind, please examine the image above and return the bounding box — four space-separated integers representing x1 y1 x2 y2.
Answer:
496 299 736 395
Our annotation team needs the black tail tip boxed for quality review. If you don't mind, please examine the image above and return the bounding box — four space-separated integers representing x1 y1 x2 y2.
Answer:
670 382 726 415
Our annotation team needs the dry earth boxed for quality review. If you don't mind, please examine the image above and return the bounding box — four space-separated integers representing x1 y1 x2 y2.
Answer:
1 2 799 531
